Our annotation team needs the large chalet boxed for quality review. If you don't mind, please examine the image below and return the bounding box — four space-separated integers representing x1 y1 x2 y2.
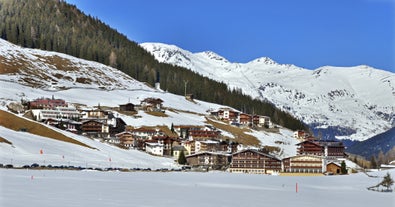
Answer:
186 152 231 170
282 155 324 173
229 149 282 174
296 140 346 158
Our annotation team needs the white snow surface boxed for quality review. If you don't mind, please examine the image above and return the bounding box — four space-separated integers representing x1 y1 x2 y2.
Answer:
0 39 298 168
141 42 395 141
0 168 394 207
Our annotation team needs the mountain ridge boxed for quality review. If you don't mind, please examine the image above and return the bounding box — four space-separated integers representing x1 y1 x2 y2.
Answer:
141 42 395 141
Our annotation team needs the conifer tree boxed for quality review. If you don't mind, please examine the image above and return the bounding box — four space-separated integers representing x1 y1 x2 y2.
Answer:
178 150 187 165
340 160 347 174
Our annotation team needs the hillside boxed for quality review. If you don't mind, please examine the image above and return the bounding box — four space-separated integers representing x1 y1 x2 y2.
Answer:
0 110 93 149
141 42 395 141
0 39 300 167
0 0 306 131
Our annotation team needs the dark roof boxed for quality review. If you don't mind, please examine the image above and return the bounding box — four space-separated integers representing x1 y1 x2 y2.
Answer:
186 151 231 158
119 103 135 106
296 140 344 147
172 145 187 151
232 149 280 160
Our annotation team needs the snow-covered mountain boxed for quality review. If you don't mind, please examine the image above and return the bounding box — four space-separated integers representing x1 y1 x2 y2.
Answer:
141 42 395 141
0 39 299 168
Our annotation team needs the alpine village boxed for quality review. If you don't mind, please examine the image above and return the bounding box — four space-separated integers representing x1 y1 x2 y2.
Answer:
1 0 394 189
7 92 350 176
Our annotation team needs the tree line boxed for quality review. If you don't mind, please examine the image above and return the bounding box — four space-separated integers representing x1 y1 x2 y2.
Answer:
0 0 307 131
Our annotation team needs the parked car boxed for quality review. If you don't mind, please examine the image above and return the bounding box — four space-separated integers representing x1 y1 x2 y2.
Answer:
31 163 39 168
5 164 13 168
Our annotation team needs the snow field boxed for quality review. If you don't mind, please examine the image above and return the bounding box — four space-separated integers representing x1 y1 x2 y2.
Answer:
1 169 394 207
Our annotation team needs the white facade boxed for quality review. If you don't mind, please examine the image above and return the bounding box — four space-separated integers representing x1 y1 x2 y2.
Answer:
145 142 164 156
32 107 81 121
259 116 272 127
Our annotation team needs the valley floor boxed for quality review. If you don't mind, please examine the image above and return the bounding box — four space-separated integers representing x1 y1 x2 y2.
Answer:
0 168 394 207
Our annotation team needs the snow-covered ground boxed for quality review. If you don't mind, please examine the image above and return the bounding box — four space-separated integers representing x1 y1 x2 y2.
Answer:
0 168 394 207
0 126 176 169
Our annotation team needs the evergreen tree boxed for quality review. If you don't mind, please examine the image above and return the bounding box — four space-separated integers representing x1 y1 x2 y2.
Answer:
177 150 187 165
340 160 347 174
170 123 174 133
380 172 394 191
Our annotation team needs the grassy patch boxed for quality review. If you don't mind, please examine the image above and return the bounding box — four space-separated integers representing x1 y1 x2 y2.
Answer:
0 110 94 149
0 136 12 145
38 55 80 72
167 108 205 116
145 111 168 117
205 118 260 146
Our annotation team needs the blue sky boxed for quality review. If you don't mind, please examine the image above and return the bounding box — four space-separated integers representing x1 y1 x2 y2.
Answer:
65 0 394 72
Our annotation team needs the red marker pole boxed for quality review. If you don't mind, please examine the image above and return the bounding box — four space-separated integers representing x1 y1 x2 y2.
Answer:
296 182 298 193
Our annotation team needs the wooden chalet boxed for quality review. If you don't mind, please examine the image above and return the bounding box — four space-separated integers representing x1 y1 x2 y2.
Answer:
150 136 175 156
326 162 342 175
82 107 108 120
195 140 220 153
186 152 231 170
282 155 324 173
131 127 166 140
210 108 239 121
81 120 106 133
296 140 346 158
119 103 135 112
172 125 205 139
293 130 309 139
172 125 220 140
229 149 281 174
218 140 239 153
116 131 135 148
141 98 163 112
188 129 221 140
81 120 109 138
239 113 252 126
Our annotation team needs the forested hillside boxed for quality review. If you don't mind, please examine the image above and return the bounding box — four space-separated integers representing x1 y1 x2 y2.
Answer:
0 0 306 130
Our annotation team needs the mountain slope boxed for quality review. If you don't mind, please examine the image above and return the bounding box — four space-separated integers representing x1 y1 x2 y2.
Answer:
346 127 395 159
0 0 306 131
0 38 149 91
141 42 395 141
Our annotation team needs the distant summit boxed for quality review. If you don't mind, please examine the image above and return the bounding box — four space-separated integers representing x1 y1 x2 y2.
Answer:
141 42 395 142
249 57 277 65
